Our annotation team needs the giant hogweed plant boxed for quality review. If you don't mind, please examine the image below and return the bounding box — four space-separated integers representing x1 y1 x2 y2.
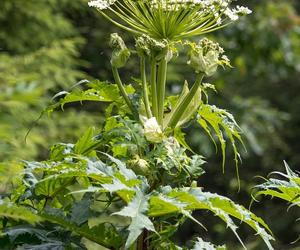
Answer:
0 1 275 249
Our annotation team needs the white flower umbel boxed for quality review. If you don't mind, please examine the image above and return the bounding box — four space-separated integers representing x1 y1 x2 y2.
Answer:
143 117 164 143
88 0 252 40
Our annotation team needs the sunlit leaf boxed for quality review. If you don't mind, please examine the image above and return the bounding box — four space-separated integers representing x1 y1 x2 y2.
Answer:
114 190 156 249
197 104 244 174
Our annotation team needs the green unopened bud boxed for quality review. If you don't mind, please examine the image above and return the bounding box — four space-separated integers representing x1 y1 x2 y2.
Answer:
127 156 150 175
135 34 173 62
187 38 229 77
143 117 164 143
110 33 130 68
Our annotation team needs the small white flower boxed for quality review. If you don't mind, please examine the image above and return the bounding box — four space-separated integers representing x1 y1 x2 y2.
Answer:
235 5 252 15
143 117 164 143
88 0 116 10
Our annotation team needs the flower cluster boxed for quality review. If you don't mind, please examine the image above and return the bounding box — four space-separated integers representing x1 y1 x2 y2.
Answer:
88 0 251 40
135 34 175 62
187 38 230 76
142 117 164 143
88 0 116 9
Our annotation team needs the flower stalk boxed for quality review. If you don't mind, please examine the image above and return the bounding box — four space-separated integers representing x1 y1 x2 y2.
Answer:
140 57 152 118
150 60 158 118
157 57 168 126
111 66 134 114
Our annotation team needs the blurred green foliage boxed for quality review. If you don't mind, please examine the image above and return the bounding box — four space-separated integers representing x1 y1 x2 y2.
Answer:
0 0 100 162
0 0 299 249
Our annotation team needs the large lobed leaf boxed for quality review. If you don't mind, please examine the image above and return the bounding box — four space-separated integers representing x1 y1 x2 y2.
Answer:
148 187 274 250
255 161 300 207
197 104 244 175
192 237 226 250
0 200 41 225
114 190 156 249
47 80 135 113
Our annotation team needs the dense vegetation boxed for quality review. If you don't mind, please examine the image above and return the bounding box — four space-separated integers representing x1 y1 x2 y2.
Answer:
0 0 299 249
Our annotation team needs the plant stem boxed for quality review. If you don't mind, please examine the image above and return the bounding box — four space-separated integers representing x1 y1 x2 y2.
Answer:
141 57 152 118
112 66 134 114
137 230 148 250
150 59 158 119
137 234 144 250
157 58 168 126
167 73 204 129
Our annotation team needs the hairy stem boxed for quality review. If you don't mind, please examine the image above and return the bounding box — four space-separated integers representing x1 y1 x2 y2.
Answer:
141 57 152 118
150 59 158 119
157 58 168 126
167 73 204 129
112 66 134 114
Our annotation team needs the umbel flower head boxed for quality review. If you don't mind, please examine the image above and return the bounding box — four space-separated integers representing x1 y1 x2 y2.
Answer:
88 0 251 40
187 38 230 76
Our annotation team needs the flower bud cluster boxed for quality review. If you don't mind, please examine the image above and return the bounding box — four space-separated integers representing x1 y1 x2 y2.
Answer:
142 117 164 143
187 38 230 76
109 33 130 68
135 35 174 62
127 155 150 175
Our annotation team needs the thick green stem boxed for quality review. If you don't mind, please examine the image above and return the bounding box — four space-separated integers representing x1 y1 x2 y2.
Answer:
167 73 204 129
150 59 158 119
157 58 168 126
141 57 152 118
112 66 134 114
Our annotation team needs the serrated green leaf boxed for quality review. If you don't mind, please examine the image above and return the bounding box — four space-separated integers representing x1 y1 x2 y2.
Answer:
149 194 207 230
35 176 73 197
49 143 75 161
3 226 48 245
0 201 41 224
256 162 300 207
192 237 226 250
47 80 136 115
102 178 133 194
74 127 99 155
102 153 138 181
70 194 92 226
148 187 274 250
174 127 195 153
197 104 244 174
114 190 156 249
41 210 120 249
